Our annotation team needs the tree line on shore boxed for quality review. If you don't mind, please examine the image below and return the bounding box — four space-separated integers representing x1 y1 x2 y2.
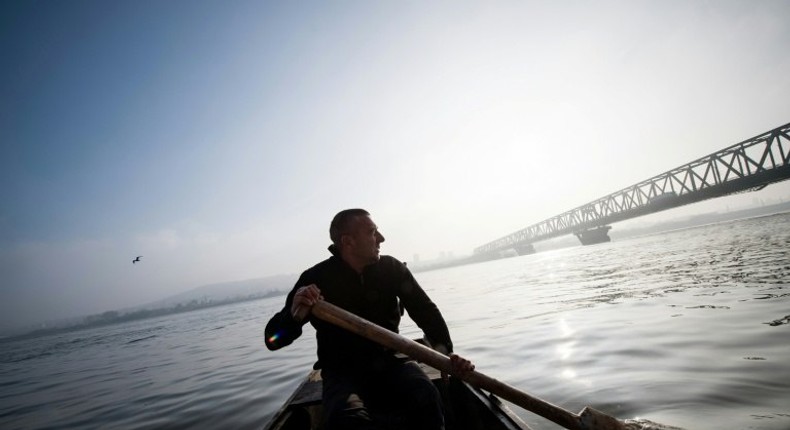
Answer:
8 289 288 341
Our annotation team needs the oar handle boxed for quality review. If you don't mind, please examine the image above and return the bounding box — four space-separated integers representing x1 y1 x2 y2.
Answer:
311 300 626 430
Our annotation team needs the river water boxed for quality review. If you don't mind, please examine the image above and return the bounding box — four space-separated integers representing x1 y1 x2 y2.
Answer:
1 213 789 430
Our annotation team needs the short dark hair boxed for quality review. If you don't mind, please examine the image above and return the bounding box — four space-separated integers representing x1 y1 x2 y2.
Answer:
330 209 370 245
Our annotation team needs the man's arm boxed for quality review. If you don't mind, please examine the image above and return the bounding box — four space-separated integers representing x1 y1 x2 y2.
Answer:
396 263 454 354
264 275 322 351
393 261 475 376
264 286 304 350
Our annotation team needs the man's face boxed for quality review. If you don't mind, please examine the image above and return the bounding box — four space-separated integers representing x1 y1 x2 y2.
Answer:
347 215 385 265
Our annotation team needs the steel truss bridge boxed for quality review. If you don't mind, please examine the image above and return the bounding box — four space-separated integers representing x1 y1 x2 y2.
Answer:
474 121 790 257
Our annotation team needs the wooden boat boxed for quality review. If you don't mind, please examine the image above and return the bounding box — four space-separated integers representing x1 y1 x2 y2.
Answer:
262 357 532 430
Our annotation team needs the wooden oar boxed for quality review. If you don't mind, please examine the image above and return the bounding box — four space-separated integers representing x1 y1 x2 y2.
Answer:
311 300 628 430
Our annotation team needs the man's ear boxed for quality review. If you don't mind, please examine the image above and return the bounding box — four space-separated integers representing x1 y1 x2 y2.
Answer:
341 234 354 248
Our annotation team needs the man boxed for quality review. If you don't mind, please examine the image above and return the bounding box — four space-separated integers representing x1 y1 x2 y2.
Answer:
265 209 474 430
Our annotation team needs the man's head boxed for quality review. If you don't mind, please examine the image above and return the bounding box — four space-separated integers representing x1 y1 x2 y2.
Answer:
330 209 385 272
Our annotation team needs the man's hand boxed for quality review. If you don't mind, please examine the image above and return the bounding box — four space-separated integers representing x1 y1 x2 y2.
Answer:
442 353 475 382
291 284 322 322
449 353 475 377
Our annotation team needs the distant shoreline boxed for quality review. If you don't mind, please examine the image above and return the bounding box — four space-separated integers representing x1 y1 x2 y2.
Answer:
2 289 288 342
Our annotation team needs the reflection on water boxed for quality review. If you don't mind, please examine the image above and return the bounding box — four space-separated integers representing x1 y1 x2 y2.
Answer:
1 213 789 430
406 212 790 430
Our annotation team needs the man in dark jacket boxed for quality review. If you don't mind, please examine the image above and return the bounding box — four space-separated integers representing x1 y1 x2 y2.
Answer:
265 208 474 430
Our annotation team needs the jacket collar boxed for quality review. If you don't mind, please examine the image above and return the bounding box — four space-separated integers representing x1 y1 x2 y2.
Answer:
327 244 378 275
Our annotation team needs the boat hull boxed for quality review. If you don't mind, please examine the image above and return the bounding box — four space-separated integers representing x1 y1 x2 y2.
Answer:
263 361 531 430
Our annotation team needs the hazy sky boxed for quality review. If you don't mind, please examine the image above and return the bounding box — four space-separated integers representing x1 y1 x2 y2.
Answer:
2 0 789 331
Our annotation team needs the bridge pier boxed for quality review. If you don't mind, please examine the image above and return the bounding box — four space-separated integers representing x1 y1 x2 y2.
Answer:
574 226 612 245
514 244 535 256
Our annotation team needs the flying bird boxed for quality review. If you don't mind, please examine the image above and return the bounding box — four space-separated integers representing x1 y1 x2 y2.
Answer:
133 256 142 264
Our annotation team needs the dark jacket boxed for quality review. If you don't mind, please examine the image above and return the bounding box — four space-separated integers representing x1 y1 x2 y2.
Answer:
265 250 453 373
